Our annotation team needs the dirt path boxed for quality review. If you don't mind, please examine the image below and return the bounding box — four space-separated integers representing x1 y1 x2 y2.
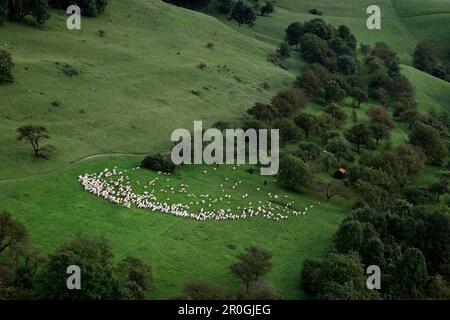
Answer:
0 152 149 184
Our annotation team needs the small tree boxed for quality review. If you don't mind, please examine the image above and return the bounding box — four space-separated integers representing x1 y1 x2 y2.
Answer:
217 0 235 14
230 1 256 30
230 246 272 291
0 212 28 254
181 280 230 300
369 123 390 145
16 125 50 157
345 124 374 152
0 0 7 25
278 155 311 191
334 220 363 253
0 48 14 83
336 54 358 75
294 112 319 138
325 137 352 162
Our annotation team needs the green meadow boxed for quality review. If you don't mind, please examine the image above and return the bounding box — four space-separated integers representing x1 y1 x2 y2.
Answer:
1 0 449 298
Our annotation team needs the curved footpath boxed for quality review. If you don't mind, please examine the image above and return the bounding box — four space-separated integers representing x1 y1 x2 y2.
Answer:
0 152 149 184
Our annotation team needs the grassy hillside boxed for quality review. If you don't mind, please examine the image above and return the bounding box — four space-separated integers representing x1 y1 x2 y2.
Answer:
0 0 449 300
0 0 293 179
0 157 347 298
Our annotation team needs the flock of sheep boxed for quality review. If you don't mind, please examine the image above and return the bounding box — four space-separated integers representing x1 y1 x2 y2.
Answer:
78 166 314 221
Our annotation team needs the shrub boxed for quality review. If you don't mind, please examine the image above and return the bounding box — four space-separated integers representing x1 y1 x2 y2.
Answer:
260 1 274 17
336 54 358 75
271 88 307 117
141 154 176 173
217 0 235 14
0 0 7 25
309 8 322 16
49 0 108 17
276 42 290 59
0 49 14 83
61 64 79 77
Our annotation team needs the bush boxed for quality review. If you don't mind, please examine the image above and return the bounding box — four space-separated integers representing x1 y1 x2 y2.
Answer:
336 54 358 75
8 0 50 25
309 8 322 16
0 0 7 25
141 154 176 173
49 0 108 17
0 49 14 83
276 42 290 59
217 0 235 14
61 64 79 77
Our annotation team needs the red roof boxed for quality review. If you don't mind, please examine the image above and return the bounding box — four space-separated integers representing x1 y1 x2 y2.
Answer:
338 168 346 174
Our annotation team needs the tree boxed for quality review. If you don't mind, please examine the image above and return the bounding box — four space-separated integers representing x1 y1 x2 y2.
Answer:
34 236 125 299
278 156 311 191
301 253 379 299
303 18 334 40
352 88 368 107
259 1 273 16
284 22 304 48
359 43 371 56
299 33 329 65
367 106 394 128
412 210 450 277
334 220 363 253
115 256 153 299
413 42 437 73
398 109 423 130
230 1 256 30
429 177 449 201
361 236 384 267
329 38 352 56
49 0 109 17
230 246 272 291
324 80 345 103
345 124 374 152
295 63 331 97
0 48 14 83
274 118 301 144
0 0 7 25
319 180 349 202
217 0 235 14
325 103 347 123
409 123 448 166
247 102 278 121
391 248 428 299
276 42 290 58
336 54 357 75
271 89 306 117
238 281 279 300
8 0 50 25
298 141 321 162
181 280 230 300
369 123 390 145
0 212 28 254
325 137 352 162
372 42 398 67
318 151 338 172
294 112 319 138
16 125 50 157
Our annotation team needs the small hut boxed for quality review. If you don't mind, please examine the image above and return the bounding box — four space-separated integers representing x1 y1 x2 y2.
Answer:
333 167 347 179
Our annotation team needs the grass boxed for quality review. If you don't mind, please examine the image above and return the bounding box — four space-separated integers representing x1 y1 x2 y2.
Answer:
0 156 348 299
0 0 294 179
0 0 449 299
